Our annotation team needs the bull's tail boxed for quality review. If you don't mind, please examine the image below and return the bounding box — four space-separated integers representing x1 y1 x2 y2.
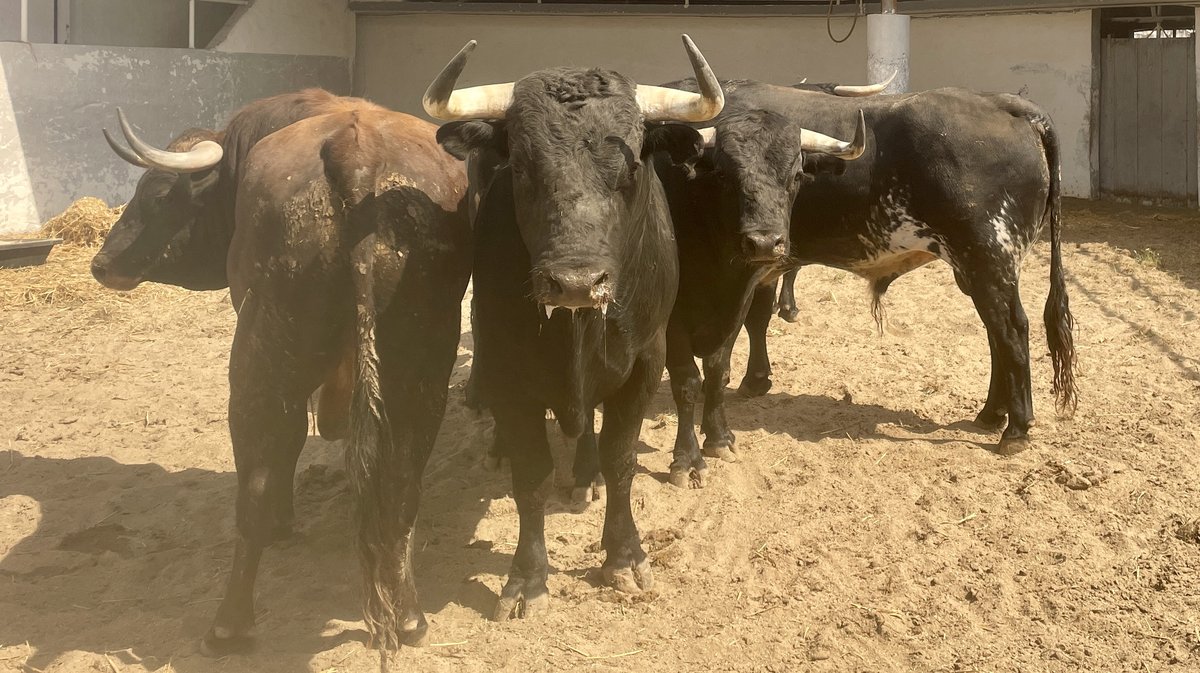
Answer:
324 117 409 646
1026 108 1078 416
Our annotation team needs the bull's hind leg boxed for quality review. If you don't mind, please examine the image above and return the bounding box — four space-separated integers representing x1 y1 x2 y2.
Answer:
352 301 460 648
599 353 660 593
666 318 707 488
494 401 554 620
967 280 1035 454
738 282 777 397
202 320 314 655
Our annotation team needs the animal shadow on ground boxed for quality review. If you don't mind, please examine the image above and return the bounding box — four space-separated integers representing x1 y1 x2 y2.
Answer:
0 408 508 672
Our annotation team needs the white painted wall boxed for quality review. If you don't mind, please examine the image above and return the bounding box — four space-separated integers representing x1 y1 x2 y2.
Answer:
354 13 869 116
213 0 355 60
910 10 1094 197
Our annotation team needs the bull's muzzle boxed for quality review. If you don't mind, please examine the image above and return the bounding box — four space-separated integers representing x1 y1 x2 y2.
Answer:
741 230 787 263
533 265 614 313
90 254 141 291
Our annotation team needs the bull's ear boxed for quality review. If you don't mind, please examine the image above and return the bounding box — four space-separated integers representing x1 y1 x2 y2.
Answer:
643 123 704 164
801 153 848 178
436 121 507 161
186 167 221 197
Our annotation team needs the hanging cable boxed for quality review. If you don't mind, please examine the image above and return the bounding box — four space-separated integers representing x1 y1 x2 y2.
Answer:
827 0 865 44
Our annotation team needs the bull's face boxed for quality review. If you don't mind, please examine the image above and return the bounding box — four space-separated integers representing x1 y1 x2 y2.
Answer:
703 109 867 266
91 114 225 291
427 37 723 313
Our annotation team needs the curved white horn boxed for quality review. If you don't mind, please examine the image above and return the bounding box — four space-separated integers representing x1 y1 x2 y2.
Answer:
800 110 867 160
103 127 150 168
422 40 514 121
116 108 223 173
697 127 717 149
833 70 897 97
635 34 725 122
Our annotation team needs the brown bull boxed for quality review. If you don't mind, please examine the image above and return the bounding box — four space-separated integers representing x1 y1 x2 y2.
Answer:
93 93 471 651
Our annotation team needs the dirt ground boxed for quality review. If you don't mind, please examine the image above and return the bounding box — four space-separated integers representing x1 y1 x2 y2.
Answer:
2 199 1198 673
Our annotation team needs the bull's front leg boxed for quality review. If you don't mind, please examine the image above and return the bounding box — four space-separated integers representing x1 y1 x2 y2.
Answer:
666 317 707 489
776 268 800 322
493 401 554 620
701 331 739 463
598 353 661 593
738 282 776 397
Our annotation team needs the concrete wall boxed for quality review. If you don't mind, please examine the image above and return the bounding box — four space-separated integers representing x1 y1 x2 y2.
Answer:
0 0 55 43
911 10 1094 197
213 0 355 60
353 13 868 116
355 10 1096 198
68 0 189 48
0 42 349 233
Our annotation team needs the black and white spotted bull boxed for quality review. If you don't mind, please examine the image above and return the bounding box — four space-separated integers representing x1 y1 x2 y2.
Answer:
427 36 722 617
92 94 472 651
665 80 1078 459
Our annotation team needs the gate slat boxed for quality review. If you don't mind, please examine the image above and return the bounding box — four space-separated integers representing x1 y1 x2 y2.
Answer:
1110 39 1140 197
1100 39 1116 196
1188 37 1198 205
1136 39 1164 200
1161 39 1189 202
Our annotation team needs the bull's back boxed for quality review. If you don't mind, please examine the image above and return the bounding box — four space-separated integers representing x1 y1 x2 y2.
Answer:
230 109 466 289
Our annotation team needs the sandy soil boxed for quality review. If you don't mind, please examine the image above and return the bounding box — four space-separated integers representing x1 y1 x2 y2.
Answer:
2 199 1198 673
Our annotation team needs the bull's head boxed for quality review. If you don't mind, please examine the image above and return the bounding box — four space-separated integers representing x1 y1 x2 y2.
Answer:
429 36 723 312
91 110 226 291
697 108 867 265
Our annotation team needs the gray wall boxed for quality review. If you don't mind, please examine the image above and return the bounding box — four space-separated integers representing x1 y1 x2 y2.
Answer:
354 13 868 116
0 42 349 233
0 0 55 43
355 10 1096 198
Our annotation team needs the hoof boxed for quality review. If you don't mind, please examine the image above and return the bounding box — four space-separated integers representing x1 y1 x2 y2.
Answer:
702 442 737 463
200 626 255 657
572 481 604 504
396 616 430 648
777 307 800 323
494 578 549 621
668 465 707 489
602 558 654 594
738 374 772 398
993 435 1031 457
973 408 1007 431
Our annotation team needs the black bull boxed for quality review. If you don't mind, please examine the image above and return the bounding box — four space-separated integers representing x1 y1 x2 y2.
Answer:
92 94 472 651
657 80 1078 472
429 36 722 619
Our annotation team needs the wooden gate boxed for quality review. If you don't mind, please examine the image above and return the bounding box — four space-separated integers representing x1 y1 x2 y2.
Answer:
1100 36 1197 205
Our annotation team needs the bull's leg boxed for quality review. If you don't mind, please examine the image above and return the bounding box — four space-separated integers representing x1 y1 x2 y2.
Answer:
571 408 604 502
739 282 777 397
599 354 660 594
666 318 706 488
202 331 311 656
350 298 460 649
973 330 1009 430
969 282 1034 454
776 269 801 323
494 401 554 620
700 325 740 462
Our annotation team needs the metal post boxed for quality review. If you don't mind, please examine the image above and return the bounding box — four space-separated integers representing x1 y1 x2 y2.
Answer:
20 0 28 42
189 0 196 48
868 0 909 93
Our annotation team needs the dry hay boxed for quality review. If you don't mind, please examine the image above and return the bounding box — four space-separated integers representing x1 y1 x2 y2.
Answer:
1 197 185 310
40 196 125 247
